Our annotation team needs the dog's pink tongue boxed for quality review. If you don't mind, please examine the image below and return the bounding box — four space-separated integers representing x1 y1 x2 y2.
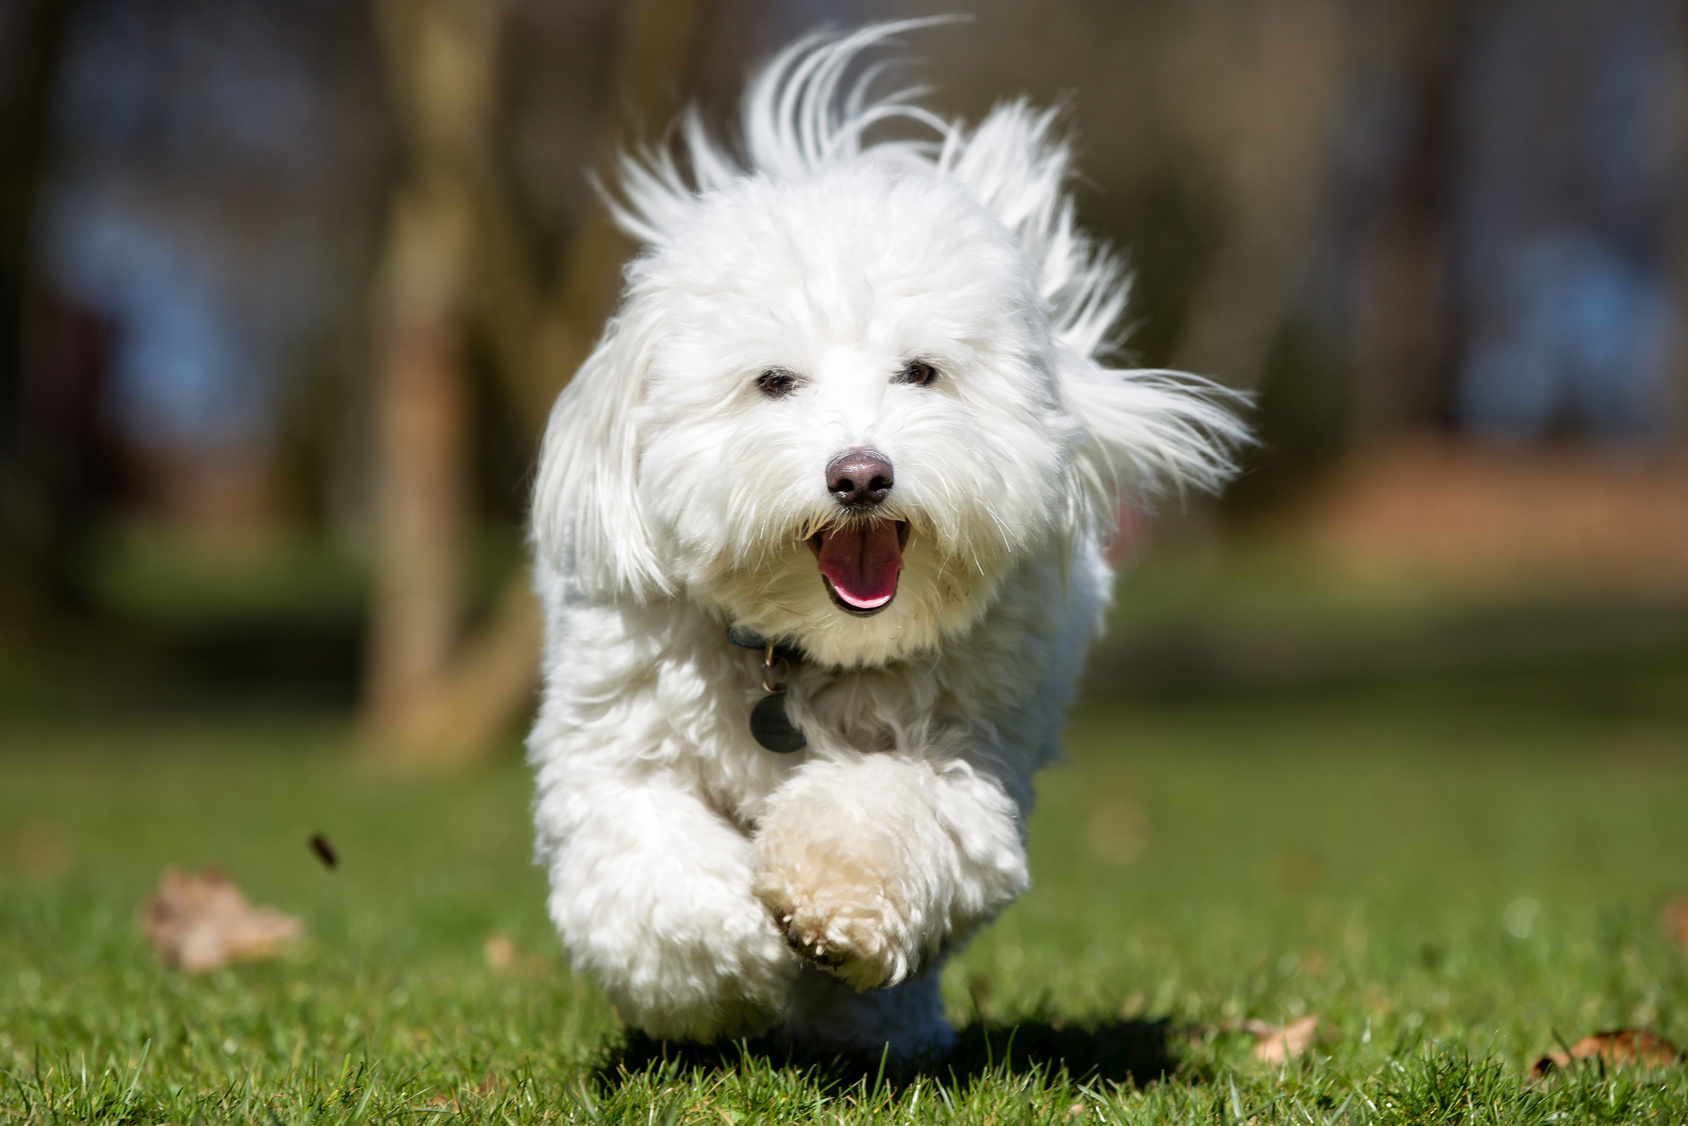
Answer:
816 523 903 610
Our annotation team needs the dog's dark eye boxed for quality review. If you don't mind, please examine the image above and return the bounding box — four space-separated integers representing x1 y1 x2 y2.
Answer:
757 368 798 398
895 360 939 387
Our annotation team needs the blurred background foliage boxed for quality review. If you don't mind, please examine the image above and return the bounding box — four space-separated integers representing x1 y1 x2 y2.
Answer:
0 0 1684 760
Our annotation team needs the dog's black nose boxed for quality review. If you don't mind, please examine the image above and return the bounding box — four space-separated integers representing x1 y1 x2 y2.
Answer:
826 450 894 507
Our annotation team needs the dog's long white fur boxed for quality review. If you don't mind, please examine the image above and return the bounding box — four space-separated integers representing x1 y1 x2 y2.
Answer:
528 24 1246 1057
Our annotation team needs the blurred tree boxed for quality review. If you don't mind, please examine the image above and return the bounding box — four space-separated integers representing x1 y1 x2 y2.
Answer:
1344 0 1465 438
1677 179 1688 449
1450 0 1683 447
362 0 704 764
930 0 1358 519
38 0 386 541
1162 0 1347 394
363 0 500 755
1150 0 1352 517
0 0 83 615
1226 0 1468 513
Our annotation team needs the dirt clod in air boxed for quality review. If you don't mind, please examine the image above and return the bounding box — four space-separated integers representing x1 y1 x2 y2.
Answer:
1527 1029 1683 1084
139 866 304 972
309 833 338 869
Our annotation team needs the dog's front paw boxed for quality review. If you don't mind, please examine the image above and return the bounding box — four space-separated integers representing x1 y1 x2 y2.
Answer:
753 842 918 991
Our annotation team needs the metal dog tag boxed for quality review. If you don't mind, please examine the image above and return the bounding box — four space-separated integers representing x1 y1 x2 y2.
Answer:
750 692 806 753
732 631 806 753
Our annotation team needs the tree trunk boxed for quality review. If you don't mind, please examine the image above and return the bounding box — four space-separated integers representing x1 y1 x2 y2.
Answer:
362 0 498 756
362 0 705 764
1165 0 1348 391
0 0 80 615
365 187 473 737
1346 0 1464 438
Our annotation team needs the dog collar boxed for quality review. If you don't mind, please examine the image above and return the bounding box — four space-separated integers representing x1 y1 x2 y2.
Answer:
728 626 807 754
727 625 803 662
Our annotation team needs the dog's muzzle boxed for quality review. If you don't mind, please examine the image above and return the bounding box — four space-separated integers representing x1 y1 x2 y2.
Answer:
810 449 905 615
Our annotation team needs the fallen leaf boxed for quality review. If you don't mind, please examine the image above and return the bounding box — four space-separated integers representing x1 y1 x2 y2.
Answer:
483 933 517 971
1662 898 1688 951
140 866 303 972
1528 1028 1684 1084
1251 1016 1320 1064
1217 1016 1320 1064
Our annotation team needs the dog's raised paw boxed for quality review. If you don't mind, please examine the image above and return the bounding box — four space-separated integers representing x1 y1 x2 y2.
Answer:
775 909 847 969
756 874 911 991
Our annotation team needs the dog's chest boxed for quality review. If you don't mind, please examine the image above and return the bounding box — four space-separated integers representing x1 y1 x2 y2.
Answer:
684 651 942 820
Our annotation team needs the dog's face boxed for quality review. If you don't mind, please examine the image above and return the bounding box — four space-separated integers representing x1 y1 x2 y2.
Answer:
538 163 1080 667
534 74 1243 669
599 165 1075 666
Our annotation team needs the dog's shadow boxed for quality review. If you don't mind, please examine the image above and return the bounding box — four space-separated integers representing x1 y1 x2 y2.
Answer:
598 1018 1175 1093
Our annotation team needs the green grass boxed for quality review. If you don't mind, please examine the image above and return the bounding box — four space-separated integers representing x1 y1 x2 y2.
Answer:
3 682 1687 1123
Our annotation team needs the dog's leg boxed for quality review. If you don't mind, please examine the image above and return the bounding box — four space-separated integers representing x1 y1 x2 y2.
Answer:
752 750 1027 1001
535 761 796 1041
785 961 954 1060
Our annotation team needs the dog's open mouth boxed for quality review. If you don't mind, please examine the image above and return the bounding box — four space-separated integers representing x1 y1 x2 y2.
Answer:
807 521 909 616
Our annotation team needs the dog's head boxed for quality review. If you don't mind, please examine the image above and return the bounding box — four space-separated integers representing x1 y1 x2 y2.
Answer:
535 24 1245 667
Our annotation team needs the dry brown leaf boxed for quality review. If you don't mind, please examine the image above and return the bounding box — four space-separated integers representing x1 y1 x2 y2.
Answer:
139 866 303 972
483 933 517 971
1230 1016 1320 1064
1527 1028 1684 1084
1662 898 1688 952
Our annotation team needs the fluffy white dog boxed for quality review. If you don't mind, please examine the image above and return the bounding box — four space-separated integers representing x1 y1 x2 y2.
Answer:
527 23 1245 1061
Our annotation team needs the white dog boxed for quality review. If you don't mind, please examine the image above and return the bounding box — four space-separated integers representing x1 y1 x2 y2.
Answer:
527 23 1244 1061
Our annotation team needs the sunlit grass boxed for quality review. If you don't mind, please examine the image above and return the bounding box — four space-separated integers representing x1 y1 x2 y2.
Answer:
2 681 1686 1123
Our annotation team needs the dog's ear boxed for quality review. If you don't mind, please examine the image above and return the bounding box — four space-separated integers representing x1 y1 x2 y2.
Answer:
1054 350 1249 537
531 309 669 599
949 101 1249 532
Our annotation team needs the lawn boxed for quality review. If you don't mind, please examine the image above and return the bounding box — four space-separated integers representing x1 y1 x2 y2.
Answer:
3 663 1687 1123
